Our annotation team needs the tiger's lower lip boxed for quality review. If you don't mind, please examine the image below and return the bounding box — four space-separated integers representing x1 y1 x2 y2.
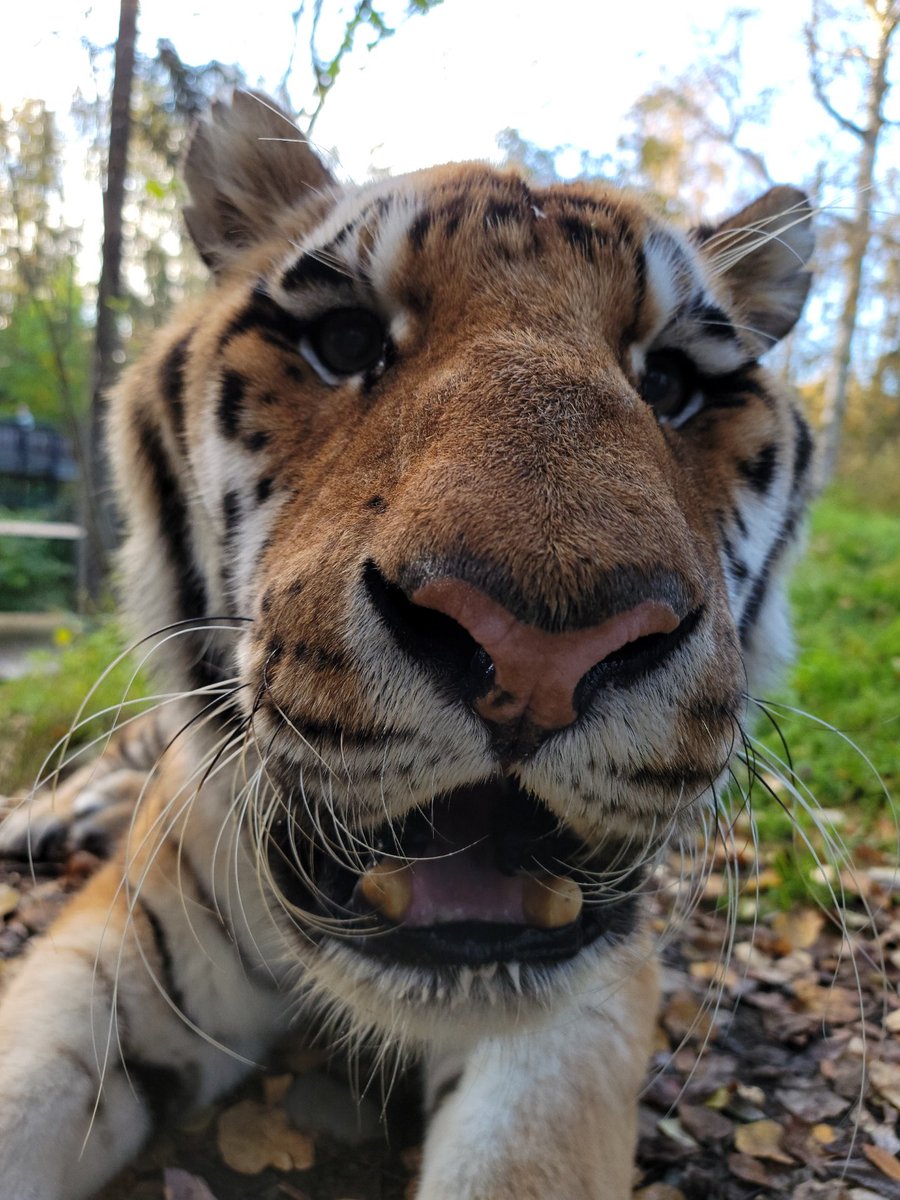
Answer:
340 918 606 968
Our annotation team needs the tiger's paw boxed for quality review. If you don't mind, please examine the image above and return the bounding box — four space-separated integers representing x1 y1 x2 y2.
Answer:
0 715 166 863
0 766 142 862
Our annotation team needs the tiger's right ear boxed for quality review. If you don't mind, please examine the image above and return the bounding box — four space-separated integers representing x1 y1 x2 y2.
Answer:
183 90 336 272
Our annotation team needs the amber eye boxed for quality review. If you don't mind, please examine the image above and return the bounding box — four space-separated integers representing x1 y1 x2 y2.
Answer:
307 307 387 378
640 350 697 421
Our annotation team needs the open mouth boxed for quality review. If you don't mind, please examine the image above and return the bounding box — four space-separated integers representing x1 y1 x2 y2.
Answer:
268 779 646 968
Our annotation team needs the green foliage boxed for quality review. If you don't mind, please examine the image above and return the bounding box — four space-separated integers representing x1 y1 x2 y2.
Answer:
750 490 899 898
0 621 149 793
0 268 91 426
0 533 74 612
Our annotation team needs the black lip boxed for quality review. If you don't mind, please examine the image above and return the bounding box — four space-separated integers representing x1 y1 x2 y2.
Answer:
342 900 641 968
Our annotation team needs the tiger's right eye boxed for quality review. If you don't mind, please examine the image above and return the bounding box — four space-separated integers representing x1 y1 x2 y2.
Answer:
639 350 698 422
306 308 387 379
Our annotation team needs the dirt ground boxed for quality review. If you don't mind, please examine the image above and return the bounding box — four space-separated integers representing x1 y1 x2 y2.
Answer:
1 850 898 1200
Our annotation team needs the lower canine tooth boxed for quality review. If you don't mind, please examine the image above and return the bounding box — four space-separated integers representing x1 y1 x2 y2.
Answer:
359 860 413 922
522 874 583 929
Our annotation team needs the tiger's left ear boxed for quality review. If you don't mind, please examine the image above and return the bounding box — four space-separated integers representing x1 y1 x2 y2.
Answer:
183 90 336 273
693 186 814 354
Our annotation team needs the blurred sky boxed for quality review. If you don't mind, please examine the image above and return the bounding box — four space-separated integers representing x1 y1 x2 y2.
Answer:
3 0 829 188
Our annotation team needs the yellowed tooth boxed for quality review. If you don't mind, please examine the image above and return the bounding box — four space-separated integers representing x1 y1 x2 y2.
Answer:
522 874 582 929
359 860 413 922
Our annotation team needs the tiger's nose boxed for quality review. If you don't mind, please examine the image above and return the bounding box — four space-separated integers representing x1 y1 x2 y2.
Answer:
409 576 682 730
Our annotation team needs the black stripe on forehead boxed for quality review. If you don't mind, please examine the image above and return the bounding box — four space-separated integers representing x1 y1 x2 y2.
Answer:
687 298 737 341
281 251 349 293
547 192 638 248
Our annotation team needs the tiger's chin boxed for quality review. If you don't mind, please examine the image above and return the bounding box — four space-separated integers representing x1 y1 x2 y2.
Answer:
268 777 652 1038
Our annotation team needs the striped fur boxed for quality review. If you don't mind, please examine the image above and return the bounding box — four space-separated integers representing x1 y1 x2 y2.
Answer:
0 91 814 1199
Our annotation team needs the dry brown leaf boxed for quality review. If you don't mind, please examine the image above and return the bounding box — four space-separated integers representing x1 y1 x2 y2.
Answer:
862 1143 900 1181
217 1099 315 1175
678 1103 734 1143
884 1009 900 1034
733 1118 795 1164
744 867 783 893
661 992 715 1043
163 1169 219 1200
776 1085 849 1122
727 1152 775 1186
263 1073 293 1106
812 1124 838 1145
687 961 739 990
0 884 20 919
771 909 825 952
276 1185 311 1200
869 1060 900 1108
791 979 863 1025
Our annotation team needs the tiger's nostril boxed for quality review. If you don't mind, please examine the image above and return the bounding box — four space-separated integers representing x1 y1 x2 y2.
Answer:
410 577 685 730
364 560 699 735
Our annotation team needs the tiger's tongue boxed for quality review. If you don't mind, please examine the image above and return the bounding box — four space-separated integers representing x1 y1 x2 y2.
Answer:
403 789 527 926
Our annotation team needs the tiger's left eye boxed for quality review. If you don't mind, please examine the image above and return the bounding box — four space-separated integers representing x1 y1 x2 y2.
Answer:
308 307 387 378
640 350 697 421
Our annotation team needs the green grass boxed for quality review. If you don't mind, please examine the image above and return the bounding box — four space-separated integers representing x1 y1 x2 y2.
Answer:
748 489 899 903
0 621 149 794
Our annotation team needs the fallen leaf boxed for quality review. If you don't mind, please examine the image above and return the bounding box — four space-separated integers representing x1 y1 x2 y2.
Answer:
677 1103 734 1143
657 1116 699 1149
862 1143 900 1182
869 1060 900 1109
705 1086 732 1110
791 1183 852 1199
0 884 19 919
812 1124 838 1145
688 960 739 990
771 909 825 953
792 979 864 1025
164 1169 219 1200
217 1099 314 1175
884 1010 900 1034
734 1118 795 1164
744 867 783 892
727 1151 775 1186
776 1085 849 1121
263 1073 293 1106
661 992 715 1043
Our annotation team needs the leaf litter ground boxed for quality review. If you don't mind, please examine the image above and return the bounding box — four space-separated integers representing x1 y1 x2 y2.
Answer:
1 847 898 1200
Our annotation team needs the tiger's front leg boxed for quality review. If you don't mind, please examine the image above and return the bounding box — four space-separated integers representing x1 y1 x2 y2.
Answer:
417 956 659 1200
0 767 284 1200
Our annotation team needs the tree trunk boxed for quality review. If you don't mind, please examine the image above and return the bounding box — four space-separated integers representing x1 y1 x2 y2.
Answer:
83 0 139 605
815 9 895 489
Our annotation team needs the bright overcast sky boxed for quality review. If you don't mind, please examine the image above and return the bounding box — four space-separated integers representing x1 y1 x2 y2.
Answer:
2 0 846 263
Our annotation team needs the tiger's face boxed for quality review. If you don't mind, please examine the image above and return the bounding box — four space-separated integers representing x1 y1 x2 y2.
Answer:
112 93 813 1041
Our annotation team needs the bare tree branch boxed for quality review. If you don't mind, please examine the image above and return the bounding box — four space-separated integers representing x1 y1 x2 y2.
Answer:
805 20 867 139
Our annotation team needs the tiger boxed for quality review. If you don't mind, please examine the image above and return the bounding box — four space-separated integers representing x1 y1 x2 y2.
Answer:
0 89 815 1200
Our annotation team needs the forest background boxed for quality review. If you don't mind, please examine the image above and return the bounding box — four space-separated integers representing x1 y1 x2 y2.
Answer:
0 0 897 885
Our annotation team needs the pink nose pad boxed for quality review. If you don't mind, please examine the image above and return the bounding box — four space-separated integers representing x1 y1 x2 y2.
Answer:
410 578 681 730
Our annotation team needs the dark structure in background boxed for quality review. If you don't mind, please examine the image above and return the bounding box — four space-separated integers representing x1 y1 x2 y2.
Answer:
0 415 79 512
0 414 83 613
